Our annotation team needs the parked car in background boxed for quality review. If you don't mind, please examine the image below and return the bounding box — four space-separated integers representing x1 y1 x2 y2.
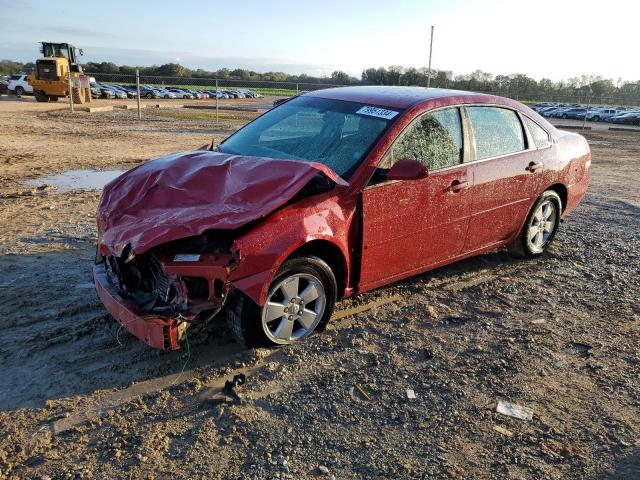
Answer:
537 106 558 116
180 89 200 99
110 85 136 99
7 74 33 95
90 84 102 99
237 89 263 98
166 88 193 99
140 87 161 99
102 84 127 99
559 108 588 120
609 112 640 125
155 88 177 99
586 108 619 122
91 83 116 99
94 86 591 351
0 77 9 94
543 108 565 118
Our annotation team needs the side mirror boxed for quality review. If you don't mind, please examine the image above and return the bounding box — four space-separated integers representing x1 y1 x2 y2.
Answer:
79 48 84 56
386 158 429 181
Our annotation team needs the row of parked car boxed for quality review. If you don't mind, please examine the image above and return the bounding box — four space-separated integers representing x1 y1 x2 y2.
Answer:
90 83 264 100
533 102 640 125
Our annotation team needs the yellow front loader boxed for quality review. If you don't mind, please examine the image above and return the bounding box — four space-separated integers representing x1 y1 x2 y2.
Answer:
27 42 91 103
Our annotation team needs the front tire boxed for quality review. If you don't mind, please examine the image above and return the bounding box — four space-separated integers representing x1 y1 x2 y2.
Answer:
508 190 562 258
14 86 25 96
72 87 86 104
226 256 337 348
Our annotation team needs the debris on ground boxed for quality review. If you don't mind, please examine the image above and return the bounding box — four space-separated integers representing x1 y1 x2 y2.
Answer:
204 373 246 405
317 465 331 475
353 383 371 400
496 400 534 420
406 389 416 399
493 425 513 437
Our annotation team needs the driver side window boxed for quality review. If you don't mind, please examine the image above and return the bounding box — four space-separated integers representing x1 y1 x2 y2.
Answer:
379 108 463 171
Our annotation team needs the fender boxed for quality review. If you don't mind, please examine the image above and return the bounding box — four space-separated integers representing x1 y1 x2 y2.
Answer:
232 234 351 306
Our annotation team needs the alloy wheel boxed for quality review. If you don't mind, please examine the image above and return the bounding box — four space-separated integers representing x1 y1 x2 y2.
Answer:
527 200 557 253
261 273 326 344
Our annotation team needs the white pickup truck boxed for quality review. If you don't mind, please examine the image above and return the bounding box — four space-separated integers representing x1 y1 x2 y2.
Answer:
7 74 34 95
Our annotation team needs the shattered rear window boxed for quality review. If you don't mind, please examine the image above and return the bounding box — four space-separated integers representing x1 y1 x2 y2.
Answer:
217 96 401 178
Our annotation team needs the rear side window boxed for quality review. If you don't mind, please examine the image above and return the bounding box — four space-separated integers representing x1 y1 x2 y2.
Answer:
384 108 463 171
467 107 525 160
10 75 22 80
522 116 551 149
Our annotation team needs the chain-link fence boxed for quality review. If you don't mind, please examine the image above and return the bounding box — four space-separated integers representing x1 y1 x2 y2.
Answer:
88 72 346 97
85 72 349 126
81 71 640 129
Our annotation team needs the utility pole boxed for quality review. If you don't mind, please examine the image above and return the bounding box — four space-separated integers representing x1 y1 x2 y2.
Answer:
426 25 434 88
135 68 141 120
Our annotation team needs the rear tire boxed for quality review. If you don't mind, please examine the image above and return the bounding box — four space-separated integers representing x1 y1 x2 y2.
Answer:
226 256 337 348
34 90 50 102
14 86 25 96
508 190 562 258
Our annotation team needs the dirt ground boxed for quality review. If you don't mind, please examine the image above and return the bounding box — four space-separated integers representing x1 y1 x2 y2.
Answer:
0 96 638 480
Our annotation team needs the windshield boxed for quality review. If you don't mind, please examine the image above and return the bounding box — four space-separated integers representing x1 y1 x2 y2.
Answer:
217 96 400 178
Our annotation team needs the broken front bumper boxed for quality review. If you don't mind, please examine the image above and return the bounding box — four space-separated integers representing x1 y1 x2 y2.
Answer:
93 264 185 350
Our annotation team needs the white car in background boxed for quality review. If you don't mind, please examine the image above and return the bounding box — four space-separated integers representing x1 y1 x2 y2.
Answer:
7 74 33 95
586 108 619 122
167 89 193 99
155 88 177 99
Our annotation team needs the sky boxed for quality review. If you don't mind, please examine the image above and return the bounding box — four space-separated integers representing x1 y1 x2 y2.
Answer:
1 0 639 81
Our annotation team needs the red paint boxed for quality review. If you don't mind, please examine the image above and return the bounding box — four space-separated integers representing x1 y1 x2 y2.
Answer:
94 87 591 349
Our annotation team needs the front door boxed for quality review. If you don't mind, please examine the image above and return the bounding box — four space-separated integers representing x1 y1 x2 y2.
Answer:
359 107 473 291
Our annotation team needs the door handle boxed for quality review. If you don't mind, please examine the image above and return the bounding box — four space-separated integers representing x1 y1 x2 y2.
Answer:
526 161 543 172
447 180 470 193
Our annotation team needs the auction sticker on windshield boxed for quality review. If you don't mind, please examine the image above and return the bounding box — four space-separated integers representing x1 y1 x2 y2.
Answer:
356 106 399 120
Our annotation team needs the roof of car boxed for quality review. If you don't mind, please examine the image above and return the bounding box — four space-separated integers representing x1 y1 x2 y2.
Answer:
305 86 492 109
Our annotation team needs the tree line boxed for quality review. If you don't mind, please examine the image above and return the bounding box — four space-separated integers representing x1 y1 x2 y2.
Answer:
2 59 639 103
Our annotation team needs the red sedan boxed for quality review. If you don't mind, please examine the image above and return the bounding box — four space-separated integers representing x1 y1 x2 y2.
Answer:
94 86 591 349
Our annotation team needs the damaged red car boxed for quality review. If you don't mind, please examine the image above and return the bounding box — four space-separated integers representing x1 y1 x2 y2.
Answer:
94 86 591 350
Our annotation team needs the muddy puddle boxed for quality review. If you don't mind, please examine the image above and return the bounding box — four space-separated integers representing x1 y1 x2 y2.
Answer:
27 169 124 193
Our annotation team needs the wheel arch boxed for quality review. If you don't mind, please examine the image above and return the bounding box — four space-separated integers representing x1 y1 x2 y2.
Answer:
287 239 349 300
545 183 567 212
232 237 350 306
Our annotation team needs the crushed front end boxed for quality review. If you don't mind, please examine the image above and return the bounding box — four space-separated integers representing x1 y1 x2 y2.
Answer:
94 233 237 350
92 150 346 350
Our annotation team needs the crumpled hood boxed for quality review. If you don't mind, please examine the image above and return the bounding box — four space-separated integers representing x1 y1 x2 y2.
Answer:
97 150 346 255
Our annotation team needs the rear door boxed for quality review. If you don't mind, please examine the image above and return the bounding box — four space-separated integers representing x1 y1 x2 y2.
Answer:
359 107 474 289
463 106 544 252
